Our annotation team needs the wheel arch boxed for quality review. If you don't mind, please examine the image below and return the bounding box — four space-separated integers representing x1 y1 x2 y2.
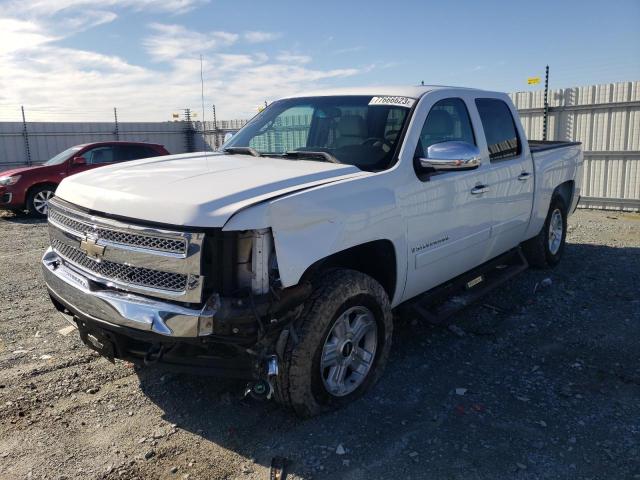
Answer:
26 182 59 200
299 240 398 302
553 180 574 212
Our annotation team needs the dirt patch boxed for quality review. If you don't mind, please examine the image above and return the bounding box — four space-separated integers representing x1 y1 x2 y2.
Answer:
0 209 639 479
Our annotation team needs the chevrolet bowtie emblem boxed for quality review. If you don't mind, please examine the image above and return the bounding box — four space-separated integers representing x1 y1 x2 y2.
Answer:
80 237 106 260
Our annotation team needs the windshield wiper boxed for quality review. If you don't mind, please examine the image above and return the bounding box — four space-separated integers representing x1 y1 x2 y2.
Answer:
284 150 341 164
223 146 261 157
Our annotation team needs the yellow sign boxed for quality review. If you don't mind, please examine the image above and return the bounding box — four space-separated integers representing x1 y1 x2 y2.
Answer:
528 77 541 85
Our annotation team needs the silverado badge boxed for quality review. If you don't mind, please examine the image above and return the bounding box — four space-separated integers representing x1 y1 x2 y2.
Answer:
80 237 106 260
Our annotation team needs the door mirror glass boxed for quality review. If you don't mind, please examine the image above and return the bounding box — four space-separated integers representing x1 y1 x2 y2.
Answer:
418 141 481 172
71 156 87 166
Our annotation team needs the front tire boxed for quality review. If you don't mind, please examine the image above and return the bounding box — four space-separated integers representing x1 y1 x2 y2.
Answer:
274 269 393 417
27 185 56 217
522 196 567 268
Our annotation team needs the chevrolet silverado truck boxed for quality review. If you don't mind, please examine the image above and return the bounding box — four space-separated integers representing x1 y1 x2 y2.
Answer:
42 86 583 416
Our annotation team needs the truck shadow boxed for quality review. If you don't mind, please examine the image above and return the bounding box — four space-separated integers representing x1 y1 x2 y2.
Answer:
135 241 640 478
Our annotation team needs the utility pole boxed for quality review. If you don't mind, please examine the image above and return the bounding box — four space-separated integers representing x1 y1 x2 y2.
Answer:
113 107 119 140
543 65 549 141
21 106 32 166
212 104 218 149
183 108 195 152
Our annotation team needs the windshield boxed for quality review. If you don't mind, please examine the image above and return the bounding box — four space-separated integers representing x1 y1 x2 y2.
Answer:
223 95 413 171
44 146 81 166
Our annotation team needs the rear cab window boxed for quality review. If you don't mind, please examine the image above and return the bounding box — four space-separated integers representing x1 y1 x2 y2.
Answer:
475 98 521 161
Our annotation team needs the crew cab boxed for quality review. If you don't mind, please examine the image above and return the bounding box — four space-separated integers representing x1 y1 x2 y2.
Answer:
0 141 169 217
41 86 583 416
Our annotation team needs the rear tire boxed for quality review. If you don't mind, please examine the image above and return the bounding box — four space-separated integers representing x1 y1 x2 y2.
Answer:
522 196 567 268
27 185 56 217
274 269 393 417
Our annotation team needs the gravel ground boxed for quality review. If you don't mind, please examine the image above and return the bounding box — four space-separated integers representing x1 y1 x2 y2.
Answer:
0 209 639 480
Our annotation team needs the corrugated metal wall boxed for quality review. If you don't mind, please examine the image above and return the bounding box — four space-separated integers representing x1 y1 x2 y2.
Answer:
510 80 640 210
0 121 243 167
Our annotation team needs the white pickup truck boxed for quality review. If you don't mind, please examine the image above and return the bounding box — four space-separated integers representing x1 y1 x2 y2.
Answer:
42 85 583 416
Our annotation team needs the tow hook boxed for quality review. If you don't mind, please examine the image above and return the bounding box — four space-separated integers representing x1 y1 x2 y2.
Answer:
245 355 279 401
143 344 166 365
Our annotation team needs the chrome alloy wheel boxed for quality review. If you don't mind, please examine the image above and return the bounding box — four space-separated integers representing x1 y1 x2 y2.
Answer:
320 306 378 397
33 190 55 215
548 208 563 255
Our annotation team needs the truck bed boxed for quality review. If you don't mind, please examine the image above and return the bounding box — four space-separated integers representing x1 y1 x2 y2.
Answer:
529 140 582 153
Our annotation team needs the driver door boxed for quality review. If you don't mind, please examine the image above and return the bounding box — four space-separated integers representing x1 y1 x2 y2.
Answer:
403 97 494 300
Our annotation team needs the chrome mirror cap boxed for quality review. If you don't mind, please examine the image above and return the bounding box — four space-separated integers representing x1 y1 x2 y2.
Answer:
419 141 481 171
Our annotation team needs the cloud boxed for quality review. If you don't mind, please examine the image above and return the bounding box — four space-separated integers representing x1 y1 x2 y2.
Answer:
58 10 118 31
276 52 312 64
144 23 238 62
0 18 54 54
12 0 207 15
243 31 281 43
0 6 367 121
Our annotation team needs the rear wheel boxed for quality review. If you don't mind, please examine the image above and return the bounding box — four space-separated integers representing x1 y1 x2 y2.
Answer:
522 196 567 268
27 185 56 217
274 269 393 417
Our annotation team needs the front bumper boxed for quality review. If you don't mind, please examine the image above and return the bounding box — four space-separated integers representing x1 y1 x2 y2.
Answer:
42 247 216 338
0 187 22 209
42 247 260 378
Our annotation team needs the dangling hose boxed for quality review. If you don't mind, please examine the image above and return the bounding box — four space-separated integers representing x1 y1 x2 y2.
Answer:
143 344 166 365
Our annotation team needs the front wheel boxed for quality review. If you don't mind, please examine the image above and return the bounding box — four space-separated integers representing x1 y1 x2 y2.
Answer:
27 185 56 217
274 269 393 417
522 196 567 268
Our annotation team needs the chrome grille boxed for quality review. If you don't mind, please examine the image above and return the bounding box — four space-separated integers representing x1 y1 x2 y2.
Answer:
52 239 188 293
46 197 205 302
48 208 187 255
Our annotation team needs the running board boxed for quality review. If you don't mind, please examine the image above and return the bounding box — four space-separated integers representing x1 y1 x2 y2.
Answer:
407 248 529 325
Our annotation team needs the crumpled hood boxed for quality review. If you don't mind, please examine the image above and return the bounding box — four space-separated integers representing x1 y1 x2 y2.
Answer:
55 152 365 227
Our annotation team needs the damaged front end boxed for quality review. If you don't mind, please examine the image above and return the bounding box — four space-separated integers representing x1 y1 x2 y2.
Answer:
42 198 311 393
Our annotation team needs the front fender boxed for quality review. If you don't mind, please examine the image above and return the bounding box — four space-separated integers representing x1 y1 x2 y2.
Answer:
223 175 407 306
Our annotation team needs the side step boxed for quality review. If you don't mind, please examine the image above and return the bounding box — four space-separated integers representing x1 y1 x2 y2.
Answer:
407 248 529 326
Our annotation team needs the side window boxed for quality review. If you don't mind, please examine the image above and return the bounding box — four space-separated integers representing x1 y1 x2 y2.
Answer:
415 98 475 158
475 98 521 161
117 145 158 162
84 146 115 164
249 105 313 152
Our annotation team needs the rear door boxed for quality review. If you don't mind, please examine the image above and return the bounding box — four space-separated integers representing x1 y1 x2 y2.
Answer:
474 97 534 255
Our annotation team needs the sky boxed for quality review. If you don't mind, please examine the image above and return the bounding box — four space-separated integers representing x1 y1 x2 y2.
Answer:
0 0 638 122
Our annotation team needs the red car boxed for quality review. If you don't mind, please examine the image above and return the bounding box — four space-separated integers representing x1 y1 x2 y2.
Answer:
0 141 169 217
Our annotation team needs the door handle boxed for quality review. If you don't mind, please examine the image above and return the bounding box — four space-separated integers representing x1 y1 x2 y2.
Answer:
470 185 489 195
518 172 531 181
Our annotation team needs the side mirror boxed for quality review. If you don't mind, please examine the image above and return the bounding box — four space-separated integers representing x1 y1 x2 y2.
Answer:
71 156 87 166
223 132 234 143
418 141 481 172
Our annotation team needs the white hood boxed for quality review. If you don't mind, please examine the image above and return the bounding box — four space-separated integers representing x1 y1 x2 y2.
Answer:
55 152 365 227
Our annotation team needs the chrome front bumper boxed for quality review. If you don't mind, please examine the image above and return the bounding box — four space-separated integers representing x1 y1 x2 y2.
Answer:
42 247 217 338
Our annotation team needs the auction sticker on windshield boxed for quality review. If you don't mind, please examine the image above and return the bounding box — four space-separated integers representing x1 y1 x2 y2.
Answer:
369 96 416 108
